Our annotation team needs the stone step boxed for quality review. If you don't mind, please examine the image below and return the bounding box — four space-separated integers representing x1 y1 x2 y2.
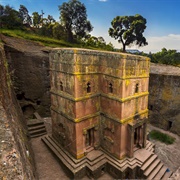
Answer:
135 150 153 166
42 136 75 166
34 112 43 120
105 153 141 171
153 165 167 179
28 124 46 131
47 136 85 164
161 170 173 180
144 159 161 177
30 132 47 138
134 146 139 152
43 135 137 176
101 147 137 166
43 136 106 173
146 143 154 152
141 154 157 171
29 127 46 135
42 136 81 172
147 162 163 180
49 136 105 167
27 119 44 126
150 148 155 153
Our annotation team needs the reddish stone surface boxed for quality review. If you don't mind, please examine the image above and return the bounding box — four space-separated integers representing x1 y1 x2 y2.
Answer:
50 48 150 159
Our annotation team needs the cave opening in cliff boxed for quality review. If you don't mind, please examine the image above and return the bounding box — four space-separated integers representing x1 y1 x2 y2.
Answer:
36 100 41 105
168 121 173 130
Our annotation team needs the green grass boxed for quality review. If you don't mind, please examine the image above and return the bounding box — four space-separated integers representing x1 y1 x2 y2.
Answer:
149 130 175 144
0 29 115 51
0 29 82 48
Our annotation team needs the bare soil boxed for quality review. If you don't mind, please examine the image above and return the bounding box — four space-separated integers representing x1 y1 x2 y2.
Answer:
31 118 180 180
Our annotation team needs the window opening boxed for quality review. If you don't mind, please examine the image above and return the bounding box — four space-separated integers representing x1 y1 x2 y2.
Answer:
149 105 153 110
59 123 64 132
109 83 113 93
87 82 91 93
60 81 63 91
168 121 173 130
135 83 139 93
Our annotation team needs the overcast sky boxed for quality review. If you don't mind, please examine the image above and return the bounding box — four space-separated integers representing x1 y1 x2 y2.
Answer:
1 0 180 53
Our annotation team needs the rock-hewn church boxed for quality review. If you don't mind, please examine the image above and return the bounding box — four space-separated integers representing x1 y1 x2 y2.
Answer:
42 48 171 179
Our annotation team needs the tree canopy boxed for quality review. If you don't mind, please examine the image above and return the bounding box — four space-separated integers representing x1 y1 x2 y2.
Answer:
0 5 22 29
19 5 31 26
32 12 41 28
150 48 180 66
59 0 93 42
109 14 148 52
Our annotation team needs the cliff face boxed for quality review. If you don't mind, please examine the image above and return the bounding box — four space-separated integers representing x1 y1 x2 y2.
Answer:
0 44 36 179
1 35 51 118
149 64 180 135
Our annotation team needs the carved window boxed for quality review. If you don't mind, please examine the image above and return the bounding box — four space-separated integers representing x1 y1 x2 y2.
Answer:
60 81 63 91
59 123 64 132
109 83 113 93
135 83 139 93
87 82 91 93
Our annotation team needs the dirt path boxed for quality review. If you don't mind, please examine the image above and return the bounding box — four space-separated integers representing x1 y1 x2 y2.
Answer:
31 137 69 180
30 117 68 180
31 118 180 179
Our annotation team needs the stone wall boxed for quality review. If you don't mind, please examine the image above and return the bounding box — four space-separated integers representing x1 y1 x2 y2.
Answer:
0 44 36 179
148 63 180 135
1 35 50 118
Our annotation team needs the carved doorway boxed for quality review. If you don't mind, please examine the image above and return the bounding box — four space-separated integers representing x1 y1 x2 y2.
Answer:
85 128 94 151
134 126 142 148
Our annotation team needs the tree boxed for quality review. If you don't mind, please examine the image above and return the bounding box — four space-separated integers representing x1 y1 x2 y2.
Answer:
109 14 148 52
19 5 32 26
32 12 41 28
0 5 22 29
151 48 180 66
52 22 66 40
59 0 93 42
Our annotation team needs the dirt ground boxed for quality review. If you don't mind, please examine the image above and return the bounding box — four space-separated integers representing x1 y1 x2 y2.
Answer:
30 118 180 180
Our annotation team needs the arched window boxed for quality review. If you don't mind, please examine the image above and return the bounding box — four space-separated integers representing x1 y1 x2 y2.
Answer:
109 83 113 93
87 82 91 93
135 83 139 93
60 81 63 91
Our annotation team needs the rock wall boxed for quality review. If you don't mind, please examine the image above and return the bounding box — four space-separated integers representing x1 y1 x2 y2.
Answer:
0 44 36 179
1 35 51 118
148 63 180 135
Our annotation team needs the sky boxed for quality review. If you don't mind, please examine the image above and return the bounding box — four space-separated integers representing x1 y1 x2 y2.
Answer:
1 0 180 53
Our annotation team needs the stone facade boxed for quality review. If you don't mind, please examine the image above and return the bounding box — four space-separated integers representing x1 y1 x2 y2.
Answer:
50 48 150 160
149 64 180 135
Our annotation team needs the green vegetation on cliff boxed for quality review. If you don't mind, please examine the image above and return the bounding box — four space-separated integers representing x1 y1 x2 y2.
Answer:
150 48 180 67
149 130 175 144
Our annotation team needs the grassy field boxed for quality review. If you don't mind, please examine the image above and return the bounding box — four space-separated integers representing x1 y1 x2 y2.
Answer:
149 130 176 144
0 29 106 51
0 29 84 48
